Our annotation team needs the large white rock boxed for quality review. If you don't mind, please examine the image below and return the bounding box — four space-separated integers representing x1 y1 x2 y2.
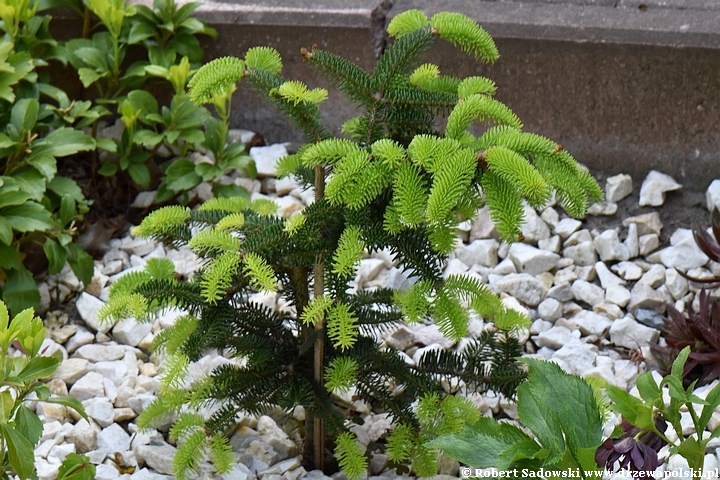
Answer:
136 443 176 475
706 179 720 212
51 358 89 385
112 318 153 347
537 298 562 322
495 274 548 307
456 239 499 267
547 282 574 302
627 284 667 314
76 292 114 334
609 316 660 349
656 229 709 271
533 325 581 349
593 230 630 262
639 170 682 206
69 372 105 401
83 397 115 428
605 174 633 202
97 423 131 453
612 261 643 281
622 212 663 236
92 360 128 386
572 310 613 336
249 144 288 178
594 262 626 289
356 258 385 286
571 280 605 306
625 223 639 258
605 285 632 307
521 205 551 245
637 264 666 288
554 218 582 239
665 268 689 300
563 241 598 266
551 339 598 375
74 344 127 362
507 243 560 275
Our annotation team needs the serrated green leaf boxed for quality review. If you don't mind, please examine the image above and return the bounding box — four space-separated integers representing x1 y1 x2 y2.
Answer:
26 152 56 181
0 390 13 422
636 371 662 407
3 267 40 314
37 127 95 158
59 194 76 226
10 98 39 134
17 356 60 383
66 244 94 286
1 202 53 232
14 405 43 447
77 67 104 88
606 383 643 423
0 217 12 245
0 423 35 479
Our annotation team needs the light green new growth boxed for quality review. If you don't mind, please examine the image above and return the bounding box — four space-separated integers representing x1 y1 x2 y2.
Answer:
387 9 429 38
327 302 359 350
188 56 245 105
446 94 522 140
332 226 364 277
484 146 550 208
158 352 190 393
301 295 334 326
189 229 240 255
409 63 440 87
335 432 368 480
250 198 279 216
371 138 406 168
393 279 432 324
458 76 497 97
153 314 199 355
301 138 359 167
132 205 190 238
276 80 328 105
244 46 283 74
430 12 499 63
284 213 306 236
392 161 428 227
201 251 241 303
216 213 245 231
481 170 525 242
242 252 276 293
198 196 248 212
324 356 359 393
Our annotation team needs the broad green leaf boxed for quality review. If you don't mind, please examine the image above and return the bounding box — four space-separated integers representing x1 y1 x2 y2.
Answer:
10 98 39 134
98 162 117 176
677 436 705 472
36 127 95 158
3 266 40 314
126 89 159 122
606 383 644 423
57 453 96 480
671 346 691 379
14 405 43 446
429 417 538 468
43 238 67 275
213 183 250 200
165 159 200 191
636 371 662 407
29 382 51 401
0 243 21 269
66 244 93 286
95 137 117 153
0 423 35 479
2 202 54 232
59 194 76 226
699 382 720 428
0 132 14 149
45 395 87 421
128 162 151 188
13 169 46 202
128 22 156 44
0 390 13 422
77 67 105 88
517 359 603 459
0 216 12 245
17 356 60 383
134 129 164 147
73 47 107 70
0 189 33 208
47 176 84 202
25 152 56 181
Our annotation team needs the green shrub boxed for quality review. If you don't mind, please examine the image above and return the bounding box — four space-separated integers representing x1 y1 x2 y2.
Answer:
101 8 602 479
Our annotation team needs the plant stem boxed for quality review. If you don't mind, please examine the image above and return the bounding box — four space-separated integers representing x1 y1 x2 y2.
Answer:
313 164 325 471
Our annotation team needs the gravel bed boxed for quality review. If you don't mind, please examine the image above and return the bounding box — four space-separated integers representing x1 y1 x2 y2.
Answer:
21 136 720 480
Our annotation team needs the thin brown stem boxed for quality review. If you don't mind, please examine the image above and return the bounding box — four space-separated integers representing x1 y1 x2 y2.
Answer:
313 164 326 471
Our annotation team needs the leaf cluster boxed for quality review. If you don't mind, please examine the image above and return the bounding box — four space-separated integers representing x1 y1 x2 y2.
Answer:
0 300 91 479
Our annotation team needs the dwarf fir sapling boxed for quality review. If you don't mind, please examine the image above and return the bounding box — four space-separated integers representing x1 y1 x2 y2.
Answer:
100 9 602 479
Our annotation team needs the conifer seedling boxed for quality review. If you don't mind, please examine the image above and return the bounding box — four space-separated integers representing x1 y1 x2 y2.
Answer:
101 9 602 479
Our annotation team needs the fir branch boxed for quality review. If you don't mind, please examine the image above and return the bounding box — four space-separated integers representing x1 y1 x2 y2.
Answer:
215 213 245 231
387 9 430 38
332 226 364 277
324 356 358 394
209 434 234 474
301 138 359 167
372 26 435 96
173 429 207 480
445 94 522 140
457 76 497 97
481 170 525 243
304 48 376 109
242 252 277 293
485 145 551 208
327 302 359 350
244 46 282 74
392 161 428 228
200 251 241 303
189 229 240 255
430 12 499 63
132 205 191 240
188 56 245 105
197 196 249 213
334 432 368 479
276 80 328 106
